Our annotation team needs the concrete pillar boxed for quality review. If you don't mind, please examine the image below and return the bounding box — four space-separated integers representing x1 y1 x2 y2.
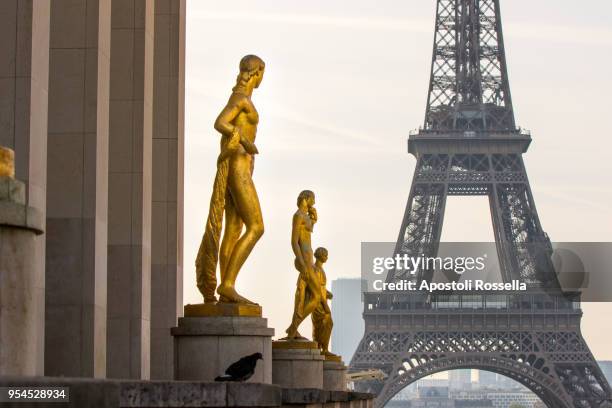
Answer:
150 0 185 380
0 0 50 376
45 0 111 378
106 0 155 379
0 148 44 376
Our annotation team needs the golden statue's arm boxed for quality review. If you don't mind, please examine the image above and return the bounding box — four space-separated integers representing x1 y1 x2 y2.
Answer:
291 213 307 271
214 98 242 136
214 96 258 156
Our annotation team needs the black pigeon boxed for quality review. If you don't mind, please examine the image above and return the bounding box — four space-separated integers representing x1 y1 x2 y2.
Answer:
215 352 263 382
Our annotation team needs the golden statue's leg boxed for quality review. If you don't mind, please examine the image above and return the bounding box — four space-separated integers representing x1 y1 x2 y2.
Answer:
320 314 333 353
311 306 324 348
312 307 334 355
286 266 321 338
219 194 243 285
286 277 307 338
217 164 263 304
218 195 243 303
286 262 307 338
300 268 322 321
295 275 306 318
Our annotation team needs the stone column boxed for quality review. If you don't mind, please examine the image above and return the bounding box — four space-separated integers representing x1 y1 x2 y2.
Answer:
0 0 50 376
0 148 44 375
45 0 111 378
150 0 185 380
106 0 155 379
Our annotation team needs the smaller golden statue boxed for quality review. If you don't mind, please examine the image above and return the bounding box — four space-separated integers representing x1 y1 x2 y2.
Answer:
195 55 265 305
285 190 334 342
0 146 15 178
311 247 338 358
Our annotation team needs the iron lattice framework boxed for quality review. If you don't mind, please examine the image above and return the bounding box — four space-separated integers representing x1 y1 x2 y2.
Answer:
425 0 514 131
349 1 612 407
351 293 611 408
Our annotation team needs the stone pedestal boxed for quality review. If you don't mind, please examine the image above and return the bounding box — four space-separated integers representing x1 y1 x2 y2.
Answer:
171 303 274 383
0 175 44 375
323 358 348 391
272 340 324 389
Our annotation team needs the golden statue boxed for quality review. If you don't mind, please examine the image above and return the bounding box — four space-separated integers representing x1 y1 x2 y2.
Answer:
285 190 329 339
0 146 15 178
311 247 337 357
195 55 265 305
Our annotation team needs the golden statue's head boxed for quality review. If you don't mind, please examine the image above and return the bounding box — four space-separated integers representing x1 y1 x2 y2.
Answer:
233 54 265 92
297 190 315 207
314 247 328 263
0 146 15 178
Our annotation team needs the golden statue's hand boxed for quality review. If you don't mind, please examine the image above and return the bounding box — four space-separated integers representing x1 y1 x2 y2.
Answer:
217 128 241 164
240 137 259 155
308 207 317 222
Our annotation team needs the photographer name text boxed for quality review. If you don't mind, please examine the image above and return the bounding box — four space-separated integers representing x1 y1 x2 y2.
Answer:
372 279 527 292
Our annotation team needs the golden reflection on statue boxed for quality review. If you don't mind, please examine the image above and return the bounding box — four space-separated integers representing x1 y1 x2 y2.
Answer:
311 247 338 357
285 190 330 339
195 55 265 305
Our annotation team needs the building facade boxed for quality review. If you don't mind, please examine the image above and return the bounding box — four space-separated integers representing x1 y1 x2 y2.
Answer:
330 278 365 362
448 370 472 391
599 361 612 384
477 371 497 389
0 0 185 380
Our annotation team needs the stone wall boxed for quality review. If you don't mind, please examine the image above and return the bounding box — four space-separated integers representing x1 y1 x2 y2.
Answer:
0 377 374 408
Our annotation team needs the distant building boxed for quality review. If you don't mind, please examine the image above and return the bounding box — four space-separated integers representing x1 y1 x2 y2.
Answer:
454 401 493 408
393 400 492 408
419 378 449 389
418 386 449 399
449 370 472 391
598 361 612 384
451 387 490 401
478 371 497 389
485 391 541 408
451 388 541 408
413 386 453 407
390 383 494 408
331 278 365 362
393 385 416 401
495 374 518 390
390 379 449 402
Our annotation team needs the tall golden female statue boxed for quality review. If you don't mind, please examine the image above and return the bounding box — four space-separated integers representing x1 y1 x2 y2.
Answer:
195 55 265 305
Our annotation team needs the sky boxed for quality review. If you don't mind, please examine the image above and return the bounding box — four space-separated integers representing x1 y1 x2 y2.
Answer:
183 1 612 361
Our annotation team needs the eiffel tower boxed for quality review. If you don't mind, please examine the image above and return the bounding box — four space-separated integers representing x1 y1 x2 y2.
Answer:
349 1 612 407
